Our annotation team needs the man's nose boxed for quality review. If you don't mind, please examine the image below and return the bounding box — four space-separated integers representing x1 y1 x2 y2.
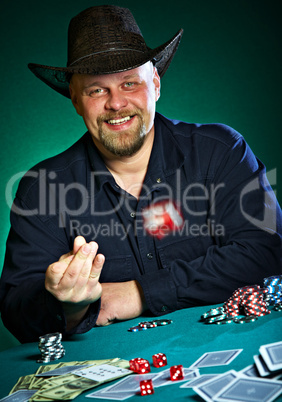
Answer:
105 89 128 111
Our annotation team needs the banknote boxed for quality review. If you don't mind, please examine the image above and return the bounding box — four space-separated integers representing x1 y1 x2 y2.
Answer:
9 374 36 394
23 358 130 401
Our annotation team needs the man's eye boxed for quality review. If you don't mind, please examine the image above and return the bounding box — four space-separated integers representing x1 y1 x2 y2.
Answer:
124 82 135 88
89 88 103 97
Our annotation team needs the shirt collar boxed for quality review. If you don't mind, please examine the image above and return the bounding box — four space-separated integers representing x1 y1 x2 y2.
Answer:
84 112 186 192
144 112 186 186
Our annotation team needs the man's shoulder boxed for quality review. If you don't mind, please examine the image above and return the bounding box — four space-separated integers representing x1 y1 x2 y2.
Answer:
16 133 90 200
34 133 89 171
156 113 243 148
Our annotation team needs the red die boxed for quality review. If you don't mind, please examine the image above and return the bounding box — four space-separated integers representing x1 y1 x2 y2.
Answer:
170 365 184 381
152 353 167 368
129 358 151 374
140 379 154 396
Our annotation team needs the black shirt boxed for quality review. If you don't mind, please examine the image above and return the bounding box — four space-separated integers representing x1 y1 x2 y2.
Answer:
0 113 281 342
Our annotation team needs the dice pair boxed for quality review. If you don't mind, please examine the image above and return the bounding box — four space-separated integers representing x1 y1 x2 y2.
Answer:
130 353 167 374
138 364 184 396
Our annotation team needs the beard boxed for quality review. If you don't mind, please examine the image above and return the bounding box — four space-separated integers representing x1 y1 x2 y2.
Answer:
97 109 146 157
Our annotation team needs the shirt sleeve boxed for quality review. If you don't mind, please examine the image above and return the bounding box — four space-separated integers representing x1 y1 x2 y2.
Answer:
0 195 100 343
137 133 282 316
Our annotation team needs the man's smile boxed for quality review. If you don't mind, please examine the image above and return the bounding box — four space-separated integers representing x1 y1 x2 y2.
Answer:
106 116 134 125
104 115 137 130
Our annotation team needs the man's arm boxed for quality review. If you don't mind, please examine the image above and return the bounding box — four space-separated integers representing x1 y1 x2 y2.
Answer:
0 198 104 342
95 280 147 326
135 142 282 316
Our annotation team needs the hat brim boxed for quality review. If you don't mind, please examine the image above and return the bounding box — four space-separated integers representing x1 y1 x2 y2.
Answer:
28 29 183 98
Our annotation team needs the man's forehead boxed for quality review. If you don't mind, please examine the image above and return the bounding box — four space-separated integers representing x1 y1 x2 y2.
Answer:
71 62 153 85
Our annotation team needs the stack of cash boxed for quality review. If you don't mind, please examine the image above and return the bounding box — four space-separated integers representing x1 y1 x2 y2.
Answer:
8 358 131 401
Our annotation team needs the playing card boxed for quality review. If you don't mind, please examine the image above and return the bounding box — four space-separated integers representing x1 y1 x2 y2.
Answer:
260 341 282 372
212 376 282 402
0 390 37 402
239 364 260 377
190 349 243 368
254 355 272 377
99 373 159 392
180 374 218 388
86 388 134 400
193 370 239 402
72 364 131 382
36 365 90 377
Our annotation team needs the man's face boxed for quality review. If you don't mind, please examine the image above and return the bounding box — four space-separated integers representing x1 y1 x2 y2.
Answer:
69 62 160 157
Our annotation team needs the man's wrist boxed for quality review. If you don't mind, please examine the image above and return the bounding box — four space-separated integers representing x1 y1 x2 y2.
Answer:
62 302 90 331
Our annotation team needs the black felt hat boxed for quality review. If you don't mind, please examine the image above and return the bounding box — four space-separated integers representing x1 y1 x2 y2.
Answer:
28 5 183 98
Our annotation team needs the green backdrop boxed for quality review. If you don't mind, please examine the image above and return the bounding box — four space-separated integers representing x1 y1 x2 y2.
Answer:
0 0 281 350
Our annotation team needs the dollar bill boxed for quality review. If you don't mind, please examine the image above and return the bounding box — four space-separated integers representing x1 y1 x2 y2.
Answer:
31 374 98 400
9 358 130 401
30 359 130 400
9 374 36 394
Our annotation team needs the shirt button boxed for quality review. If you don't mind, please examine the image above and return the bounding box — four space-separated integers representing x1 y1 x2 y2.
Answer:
146 253 153 259
161 305 168 312
156 178 162 183
130 212 136 218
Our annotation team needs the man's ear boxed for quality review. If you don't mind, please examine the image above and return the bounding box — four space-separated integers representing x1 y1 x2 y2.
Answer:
69 84 82 116
153 67 161 102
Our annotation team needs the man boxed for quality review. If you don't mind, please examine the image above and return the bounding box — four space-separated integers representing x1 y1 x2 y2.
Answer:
0 5 281 343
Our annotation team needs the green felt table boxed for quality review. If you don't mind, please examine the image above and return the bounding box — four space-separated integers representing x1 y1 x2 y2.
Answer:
0 304 281 401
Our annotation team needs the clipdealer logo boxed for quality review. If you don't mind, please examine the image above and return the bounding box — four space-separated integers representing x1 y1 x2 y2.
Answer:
4 168 279 235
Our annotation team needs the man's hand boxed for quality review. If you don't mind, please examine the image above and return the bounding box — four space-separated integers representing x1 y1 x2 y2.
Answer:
96 280 147 326
45 236 105 329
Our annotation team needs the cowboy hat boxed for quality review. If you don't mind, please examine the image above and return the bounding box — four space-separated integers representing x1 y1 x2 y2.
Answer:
28 5 183 98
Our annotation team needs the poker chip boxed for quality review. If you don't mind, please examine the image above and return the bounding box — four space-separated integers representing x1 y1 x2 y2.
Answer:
151 319 173 326
215 317 233 325
128 319 173 332
201 307 225 320
233 315 258 324
274 304 282 311
204 314 228 324
139 321 157 328
37 332 65 363
201 276 282 326
128 326 148 332
263 275 282 306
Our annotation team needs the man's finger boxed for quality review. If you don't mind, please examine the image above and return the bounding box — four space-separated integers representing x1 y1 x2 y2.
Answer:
78 242 99 280
45 255 73 288
89 253 104 281
58 236 86 261
73 236 86 254
59 243 92 288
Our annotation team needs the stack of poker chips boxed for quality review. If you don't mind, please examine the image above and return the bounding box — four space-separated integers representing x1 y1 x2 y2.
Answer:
128 319 173 332
224 285 270 318
202 275 282 325
37 332 65 363
263 275 282 307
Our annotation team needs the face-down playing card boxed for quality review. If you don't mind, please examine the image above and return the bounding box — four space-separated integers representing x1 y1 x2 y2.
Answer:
190 349 243 368
259 341 282 372
212 376 282 402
